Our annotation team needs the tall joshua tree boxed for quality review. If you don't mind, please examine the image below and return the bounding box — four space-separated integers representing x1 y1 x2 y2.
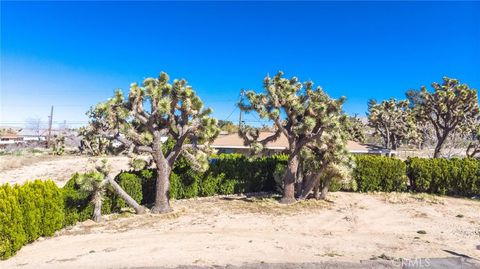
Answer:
239 71 345 204
407 77 479 158
367 98 416 150
298 118 352 200
87 72 220 213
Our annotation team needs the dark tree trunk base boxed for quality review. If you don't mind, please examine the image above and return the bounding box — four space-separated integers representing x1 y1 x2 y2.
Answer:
151 205 173 214
279 197 296 204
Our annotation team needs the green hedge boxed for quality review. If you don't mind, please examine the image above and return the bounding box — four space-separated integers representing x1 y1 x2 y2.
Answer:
352 155 408 192
4 154 480 260
406 157 480 196
0 180 64 260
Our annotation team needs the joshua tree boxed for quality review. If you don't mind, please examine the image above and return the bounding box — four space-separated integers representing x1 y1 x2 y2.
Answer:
79 126 113 156
239 71 345 203
52 135 65 155
298 117 352 200
367 98 416 150
87 72 220 213
74 171 107 222
407 77 479 158
343 115 366 143
464 123 480 158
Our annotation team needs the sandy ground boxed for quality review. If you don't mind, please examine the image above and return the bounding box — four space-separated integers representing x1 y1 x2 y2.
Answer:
0 155 130 186
1 192 479 268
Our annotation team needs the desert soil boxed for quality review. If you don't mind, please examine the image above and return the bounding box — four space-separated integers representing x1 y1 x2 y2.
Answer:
0 155 130 186
1 192 479 269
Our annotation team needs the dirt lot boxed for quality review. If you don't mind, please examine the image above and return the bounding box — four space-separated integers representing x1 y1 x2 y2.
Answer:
1 192 479 269
0 155 130 186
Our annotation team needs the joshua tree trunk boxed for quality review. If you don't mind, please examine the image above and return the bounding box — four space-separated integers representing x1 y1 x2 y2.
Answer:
299 172 321 200
318 177 332 200
313 180 320 199
107 175 145 214
433 132 448 158
151 158 172 214
280 155 299 204
92 190 103 222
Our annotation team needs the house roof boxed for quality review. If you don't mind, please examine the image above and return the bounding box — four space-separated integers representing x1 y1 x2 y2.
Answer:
211 132 394 154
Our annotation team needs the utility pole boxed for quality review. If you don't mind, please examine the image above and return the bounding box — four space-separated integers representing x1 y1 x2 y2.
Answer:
238 89 245 128
46 106 54 148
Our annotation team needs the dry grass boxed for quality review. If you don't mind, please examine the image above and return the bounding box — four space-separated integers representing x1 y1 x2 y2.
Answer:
0 154 57 172
180 194 334 216
381 192 445 205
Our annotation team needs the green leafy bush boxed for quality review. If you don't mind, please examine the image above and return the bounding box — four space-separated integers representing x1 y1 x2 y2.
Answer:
406 157 480 196
353 155 407 192
112 172 143 210
0 180 64 260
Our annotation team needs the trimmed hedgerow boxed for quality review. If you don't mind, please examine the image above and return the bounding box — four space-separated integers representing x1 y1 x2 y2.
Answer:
352 155 408 192
0 180 64 260
406 157 480 196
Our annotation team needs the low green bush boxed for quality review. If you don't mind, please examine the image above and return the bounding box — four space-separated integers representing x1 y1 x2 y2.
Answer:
112 172 143 210
353 155 407 192
0 180 64 260
406 157 480 196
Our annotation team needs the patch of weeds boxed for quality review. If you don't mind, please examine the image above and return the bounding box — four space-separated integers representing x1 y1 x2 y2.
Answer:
323 251 343 257
456 214 464 218
417 230 427 234
371 253 396 261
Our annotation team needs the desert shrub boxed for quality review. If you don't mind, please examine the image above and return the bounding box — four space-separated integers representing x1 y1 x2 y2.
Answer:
169 172 181 200
0 185 26 259
139 169 156 204
219 179 237 195
406 157 480 196
353 155 407 192
0 180 64 260
112 172 143 210
199 172 222 197
36 181 64 236
210 154 287 193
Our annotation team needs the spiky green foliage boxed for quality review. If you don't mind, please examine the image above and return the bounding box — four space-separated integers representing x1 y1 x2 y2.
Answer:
79 126 114 156
463 123 480 158
239 71 346 202
86 72 220 213
343 116 366 143
367 98 417 150
407 77 479 158
299 116 353 199
74 171 108 222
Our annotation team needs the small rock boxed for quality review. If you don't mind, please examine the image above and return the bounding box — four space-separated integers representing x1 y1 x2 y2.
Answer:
417 230 427 234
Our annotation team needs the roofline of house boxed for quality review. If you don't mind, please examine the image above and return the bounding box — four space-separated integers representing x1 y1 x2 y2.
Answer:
212 145 396 154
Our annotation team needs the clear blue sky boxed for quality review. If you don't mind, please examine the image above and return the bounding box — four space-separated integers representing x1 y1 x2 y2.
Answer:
1 1 479 127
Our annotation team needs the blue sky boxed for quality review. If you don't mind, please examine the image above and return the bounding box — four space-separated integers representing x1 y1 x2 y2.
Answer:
1 1 479 127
